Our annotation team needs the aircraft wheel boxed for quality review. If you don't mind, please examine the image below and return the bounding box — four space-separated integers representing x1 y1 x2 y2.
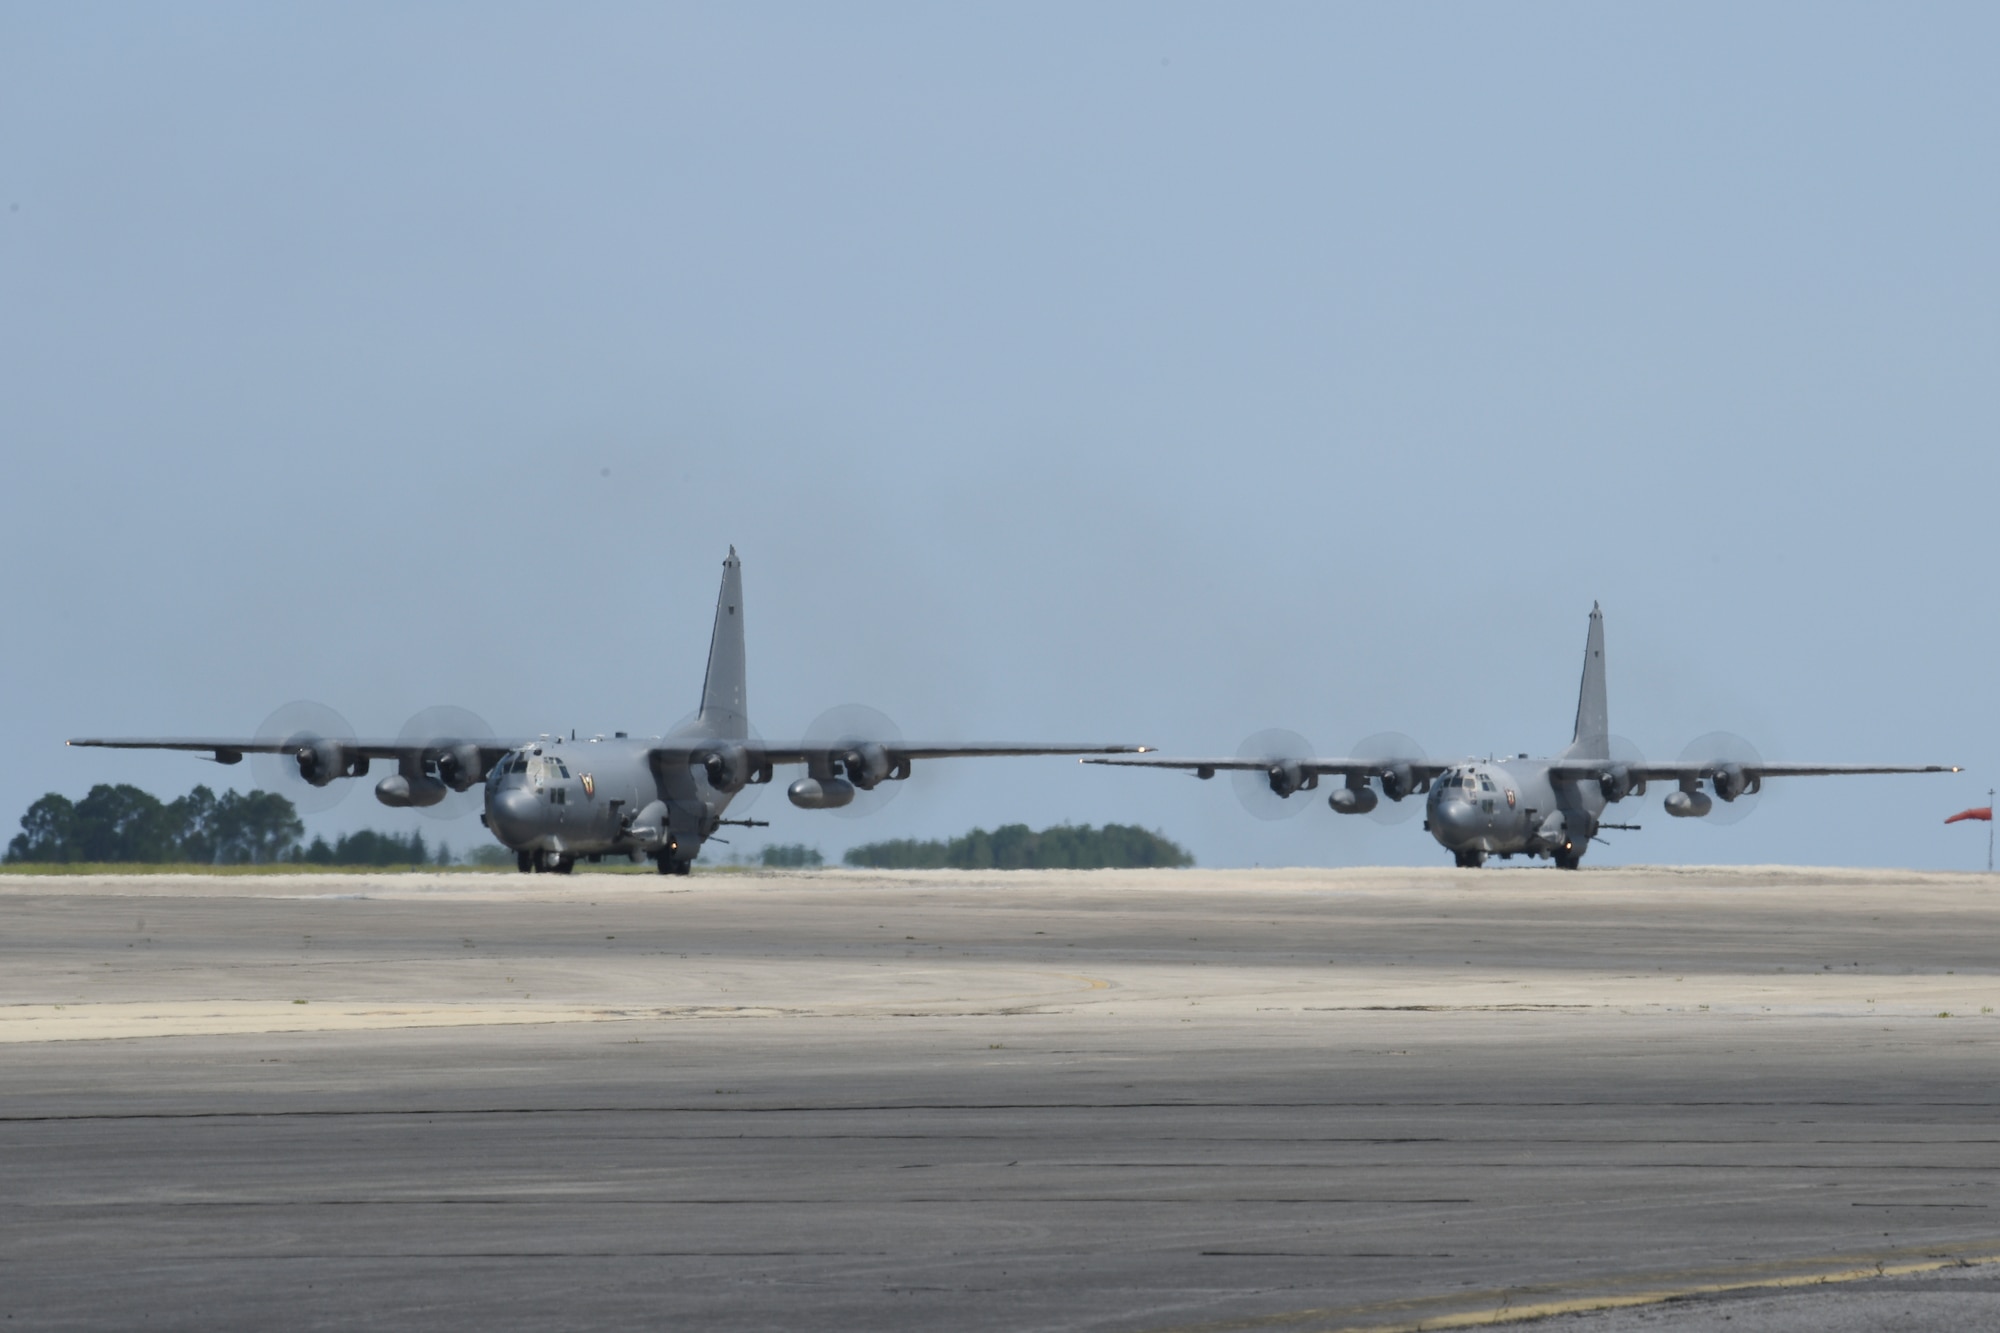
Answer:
1454 849 1486 869
516 851 533 874
554 856 575 875
673 859 693 877
1553 847 1582 871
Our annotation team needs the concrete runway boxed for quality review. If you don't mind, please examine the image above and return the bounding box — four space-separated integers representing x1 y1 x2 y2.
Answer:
4 865 2000 1331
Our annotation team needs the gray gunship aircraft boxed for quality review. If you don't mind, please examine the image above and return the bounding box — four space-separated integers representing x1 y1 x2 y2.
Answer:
1087 604 1959 868
70 549 1146 874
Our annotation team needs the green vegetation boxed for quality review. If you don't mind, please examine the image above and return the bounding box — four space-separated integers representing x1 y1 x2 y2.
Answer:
5 784 457 867
8 784 301 864
843 823 1192 870
759 843 824 868
295 829 446 867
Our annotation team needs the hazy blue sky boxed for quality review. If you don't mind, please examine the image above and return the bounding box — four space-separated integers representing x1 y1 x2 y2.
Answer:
3 4 1995 869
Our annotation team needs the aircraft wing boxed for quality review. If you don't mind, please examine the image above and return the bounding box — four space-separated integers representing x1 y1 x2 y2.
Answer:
68 737 528 763
1083 754 1447 779
656 740 1149 765
1547 760 1961 782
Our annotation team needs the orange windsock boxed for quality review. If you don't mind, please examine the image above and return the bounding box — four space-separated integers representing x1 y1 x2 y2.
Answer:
1944 806 1992 825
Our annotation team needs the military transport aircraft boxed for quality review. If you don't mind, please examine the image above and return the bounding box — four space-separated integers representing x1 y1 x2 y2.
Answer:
70 549 1145 874
1087 604 1959 868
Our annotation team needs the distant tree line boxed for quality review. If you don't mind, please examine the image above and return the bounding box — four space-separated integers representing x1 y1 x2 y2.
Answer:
843 823 1193 870
759 843 824 868
293 829 450 867
5 784 453 866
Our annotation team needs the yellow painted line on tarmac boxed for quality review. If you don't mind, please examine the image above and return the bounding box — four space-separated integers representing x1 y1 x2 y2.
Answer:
1150 1241 2000 1332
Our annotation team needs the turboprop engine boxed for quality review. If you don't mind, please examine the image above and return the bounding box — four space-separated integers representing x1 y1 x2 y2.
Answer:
1598 764 1644 802
1378 762 1418 802
1265 760 1315 799
435 743 486 792
1711 764 1758 803
788 777 855 810
291 737 363 787
1664 788 1714 818
837 742 899 791
699 743 762 794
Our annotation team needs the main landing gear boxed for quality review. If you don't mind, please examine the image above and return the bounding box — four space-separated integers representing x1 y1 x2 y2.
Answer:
515 850 575 875
1552 845 1583 871
1454 849 1487 869
654 853 692 877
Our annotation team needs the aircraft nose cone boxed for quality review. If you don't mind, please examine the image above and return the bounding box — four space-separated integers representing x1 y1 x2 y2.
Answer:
1429 797 1482 846
487 786 539 845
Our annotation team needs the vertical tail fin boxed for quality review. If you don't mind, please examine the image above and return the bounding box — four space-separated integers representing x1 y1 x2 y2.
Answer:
1563 602 1609 760
696 547 748 739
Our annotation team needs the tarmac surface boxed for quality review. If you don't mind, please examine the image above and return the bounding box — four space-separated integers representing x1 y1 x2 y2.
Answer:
4 864 2000 1331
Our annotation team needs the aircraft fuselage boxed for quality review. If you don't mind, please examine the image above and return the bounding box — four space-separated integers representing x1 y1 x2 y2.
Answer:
482 736 735 870
1425 758 1609 866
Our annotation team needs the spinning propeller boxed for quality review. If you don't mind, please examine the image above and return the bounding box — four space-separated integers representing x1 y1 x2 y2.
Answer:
805 704 905 820
670 711 771 817
398 705 498 821
1350 731 1431 824
1231 728 1317 821
1676 731 1765 825
250 701 358 815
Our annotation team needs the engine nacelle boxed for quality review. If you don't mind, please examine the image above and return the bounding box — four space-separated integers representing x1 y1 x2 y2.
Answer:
700 743 754 793
1328 785 1378 815
293 737 350 787
1665 789 1714 818
1379 763 1417 802
436 744 486 792
375 773 447 808
1711 764 1757 803
788 776 855 810
1599 764 1641 802
839 742 894 791
1265 761 1315 798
